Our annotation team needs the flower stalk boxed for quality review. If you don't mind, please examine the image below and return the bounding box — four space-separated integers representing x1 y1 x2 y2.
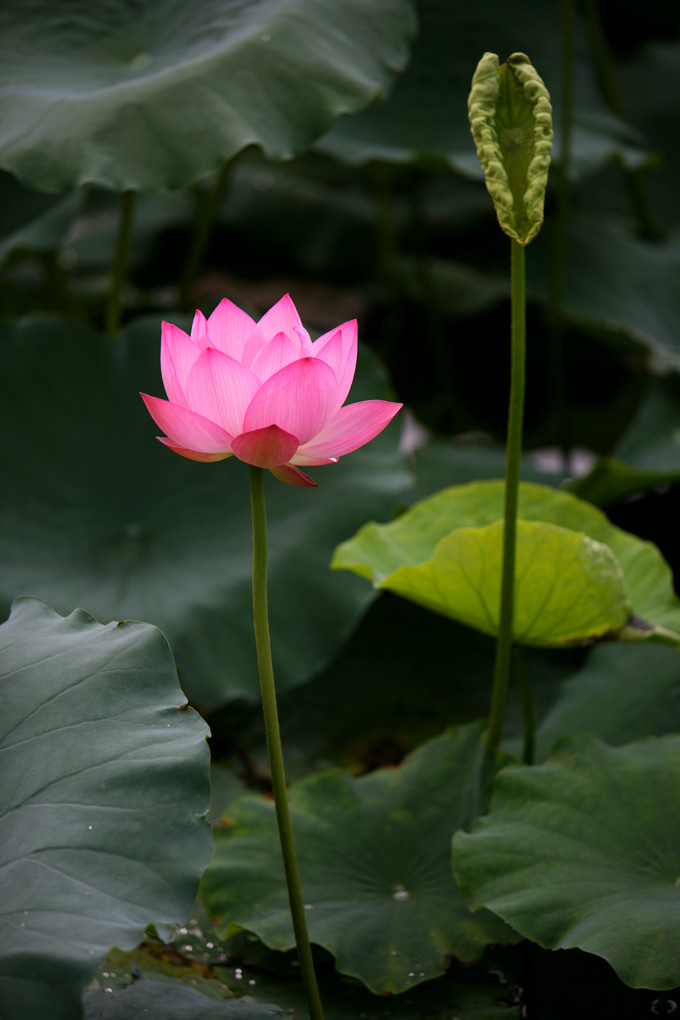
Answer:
248 465 325 1020
485 239 526 754
468 52 552 753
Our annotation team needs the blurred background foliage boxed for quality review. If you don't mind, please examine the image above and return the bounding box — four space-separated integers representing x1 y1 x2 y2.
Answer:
3 0 680 764
2 1 680 1014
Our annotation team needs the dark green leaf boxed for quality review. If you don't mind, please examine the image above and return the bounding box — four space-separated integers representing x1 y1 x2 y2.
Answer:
454 735 680 989
534 642 680 760
0 598 212 1020
0 0 416 192
202 724 517 994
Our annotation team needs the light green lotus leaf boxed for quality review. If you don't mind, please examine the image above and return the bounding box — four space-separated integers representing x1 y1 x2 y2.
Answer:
333 481 680 648
384 518 630 646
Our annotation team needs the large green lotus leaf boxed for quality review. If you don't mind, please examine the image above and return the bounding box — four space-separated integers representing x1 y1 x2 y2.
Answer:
333 481 680 647
534 642 680 761
453 735 680 989
202 724 517 994
0 316 408 708
0 0 416 192
0 597 212 1020
84 982 284 1020
384 519 630 646
316 0 648 177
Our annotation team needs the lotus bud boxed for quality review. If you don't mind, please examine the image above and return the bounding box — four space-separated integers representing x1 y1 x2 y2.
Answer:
468 52 553 245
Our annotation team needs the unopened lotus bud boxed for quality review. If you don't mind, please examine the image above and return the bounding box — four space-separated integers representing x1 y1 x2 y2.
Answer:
468 52 553 245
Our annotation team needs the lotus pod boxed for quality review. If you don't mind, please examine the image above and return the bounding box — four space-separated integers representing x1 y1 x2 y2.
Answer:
468 52 553 245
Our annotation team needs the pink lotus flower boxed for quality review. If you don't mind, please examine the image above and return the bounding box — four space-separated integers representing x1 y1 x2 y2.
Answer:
141 295 402 487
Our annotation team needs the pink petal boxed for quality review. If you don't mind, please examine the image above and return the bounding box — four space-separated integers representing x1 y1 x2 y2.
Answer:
295 399 402 460
249 332 300 382
191 309 210 349
207 298 257 361
269 463 318 487
158 439 233 463
161 321 201 407
232 425 299 468
185 347 260 436
289 453 338 466
293 325 314 355
241 294 302 367
242 357 337 445
141 394 233 454
314 320 358 408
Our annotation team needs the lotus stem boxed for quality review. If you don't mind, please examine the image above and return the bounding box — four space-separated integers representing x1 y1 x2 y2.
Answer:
485 239 526 754
105 189 137 337
248 466 325 1020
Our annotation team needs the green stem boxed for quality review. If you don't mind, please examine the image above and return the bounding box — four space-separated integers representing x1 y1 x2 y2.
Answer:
248 466 325 1020
485 240 526 754
514 646 535 765
104 190 137 337
179 161 231 311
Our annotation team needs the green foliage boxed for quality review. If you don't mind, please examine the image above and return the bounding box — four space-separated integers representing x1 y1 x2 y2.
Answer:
0 598 212 1020
454 735 680 989
534 642 680 759
333 481 680 647
1 0 680 1013
0 0 416 191
202 725 517 994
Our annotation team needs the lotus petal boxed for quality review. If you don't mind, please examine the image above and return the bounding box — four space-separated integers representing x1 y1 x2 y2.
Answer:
185 348 260 435
161 322 201 407
314 320 358 408
249 332 300 382
296 399 402 460
242 357 337 445
241 294 302 366
269 463 318 487
191 309 210 349
232 425 299 468
158 439 232 463
141 394 233 454
207 298 256 361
